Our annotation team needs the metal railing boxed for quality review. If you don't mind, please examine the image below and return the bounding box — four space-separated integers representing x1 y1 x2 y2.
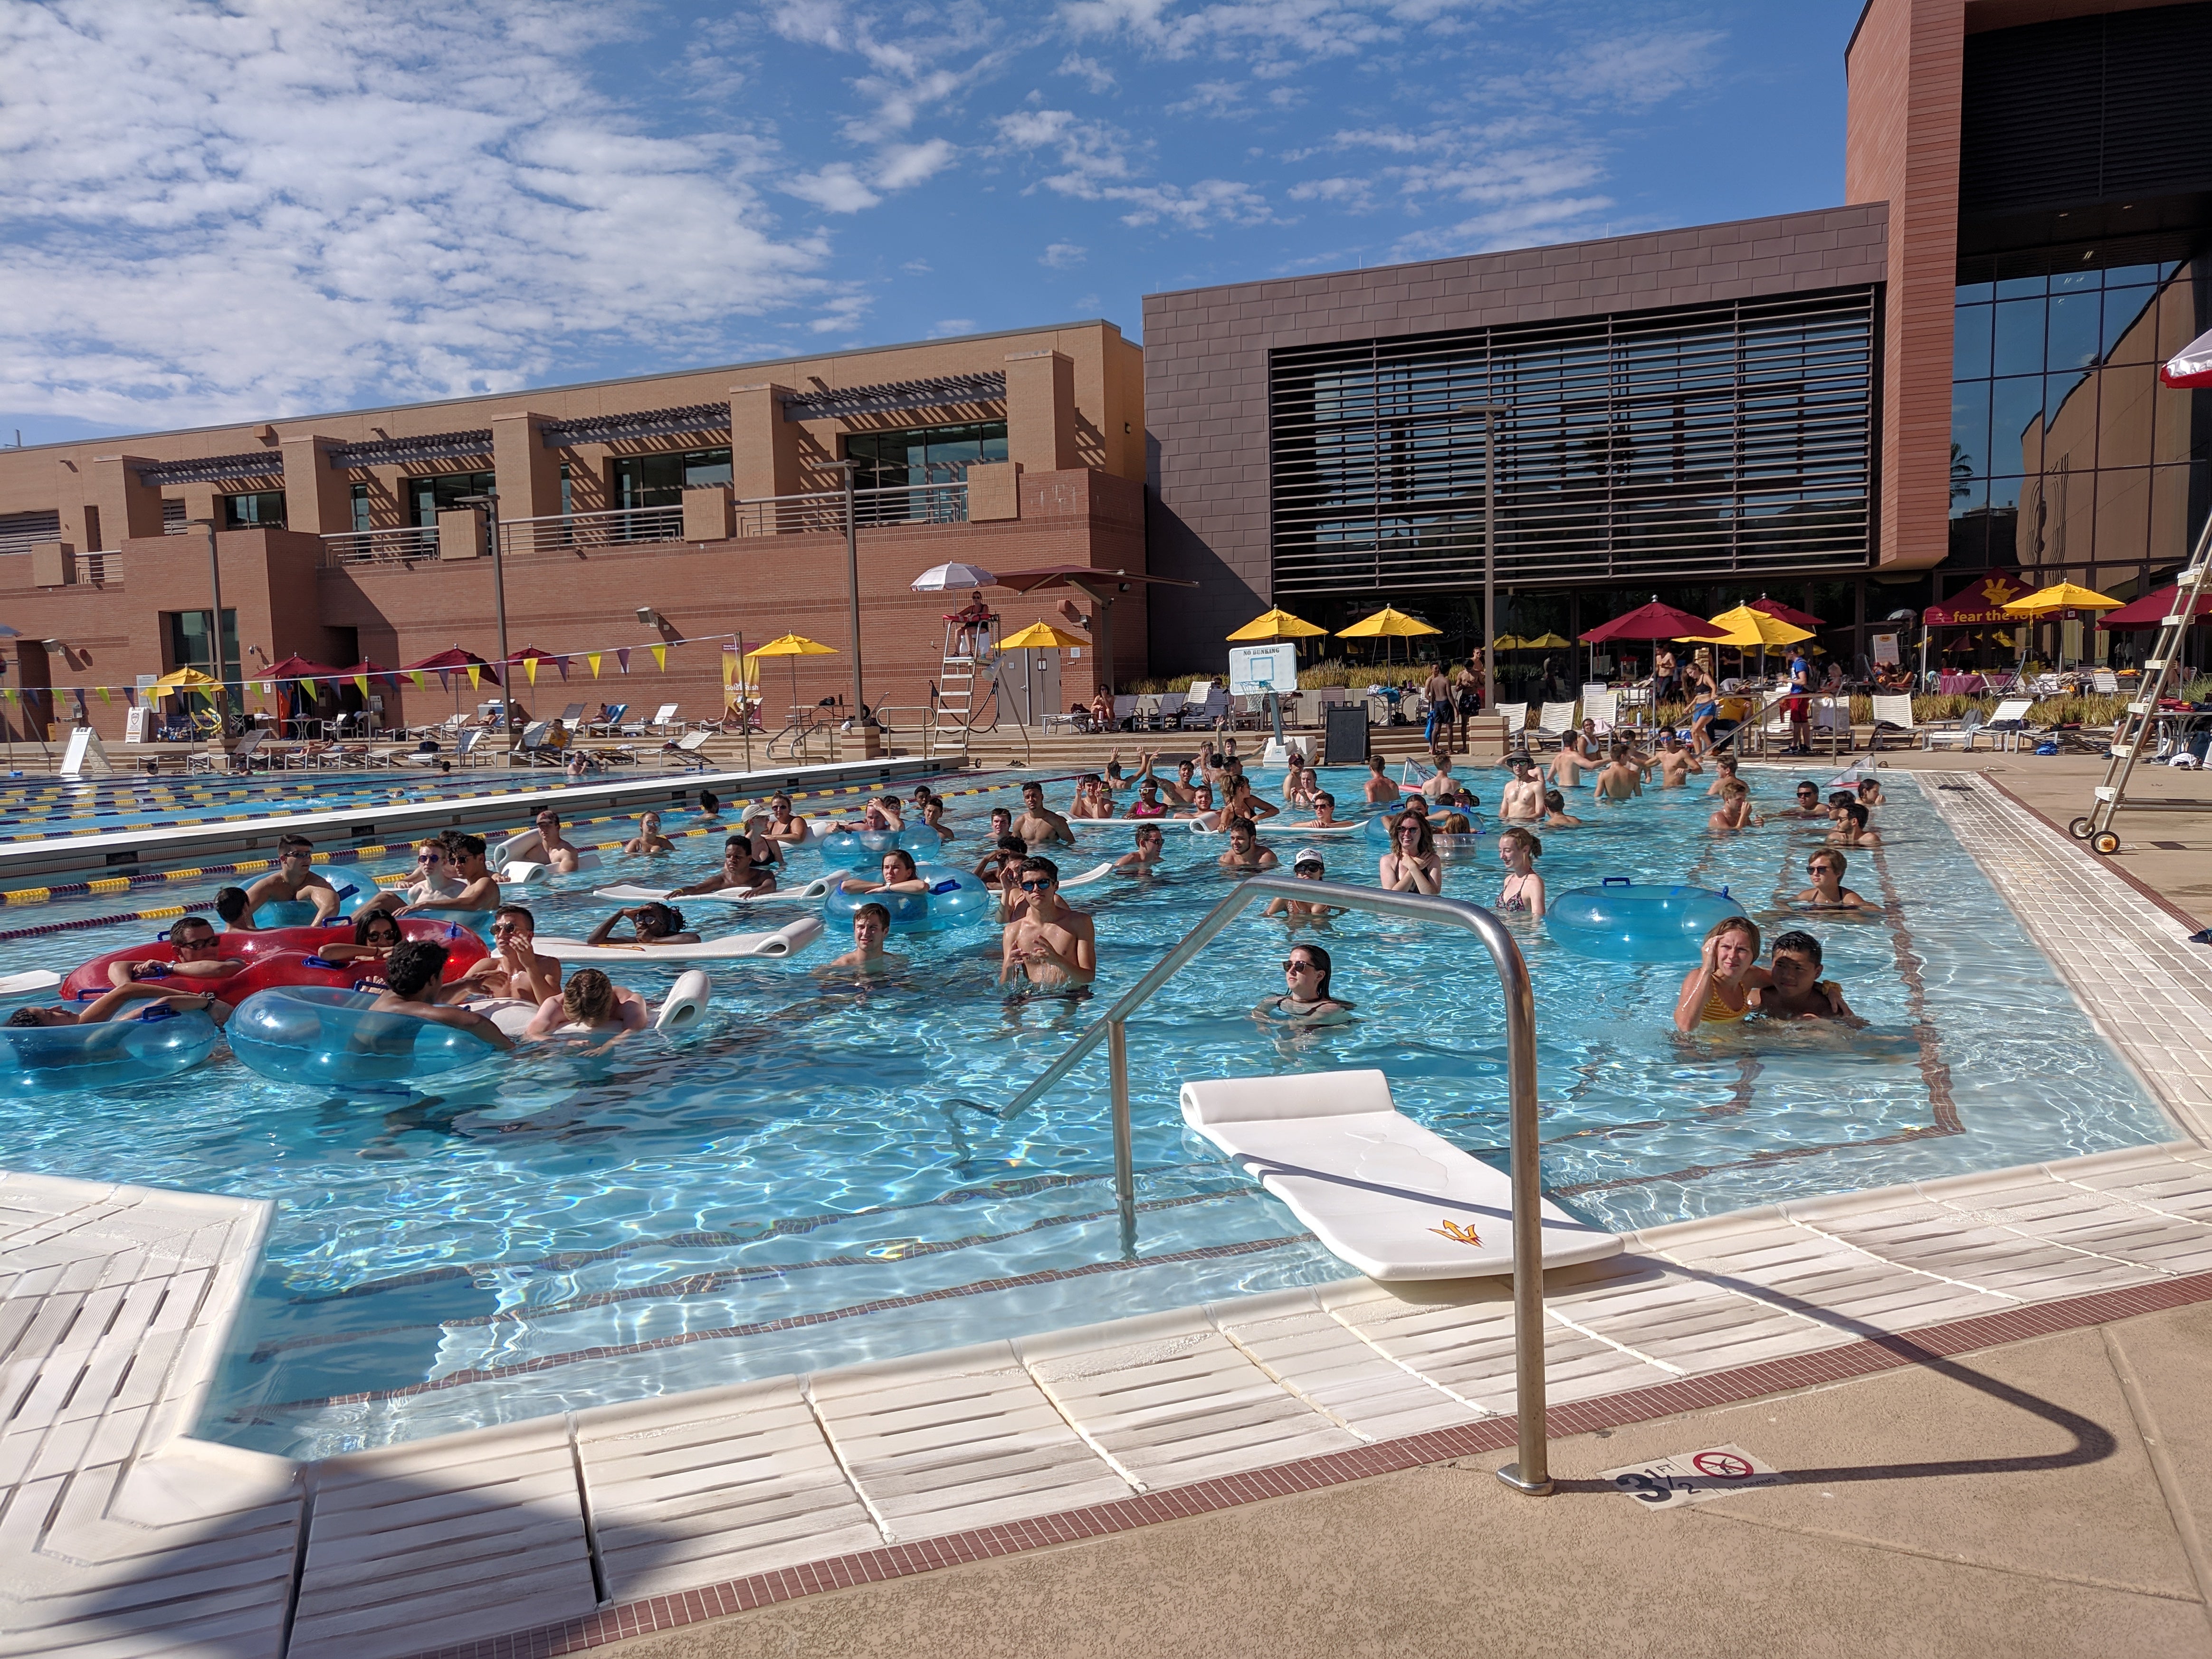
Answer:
499 504 684 556
80 551 123 585
320 525 441 567
734 480 967 536
997 872 1554 1497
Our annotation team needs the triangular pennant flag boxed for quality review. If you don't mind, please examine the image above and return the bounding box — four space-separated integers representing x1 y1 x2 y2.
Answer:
466 665 481 689
555 655 570 681
524 657 538 685
353 675 368 696
410 670 426 688
616 648 631 675
649 644 667 672
122 687 134 706
96 685 111 704
587 652 601 679
438 670 450 693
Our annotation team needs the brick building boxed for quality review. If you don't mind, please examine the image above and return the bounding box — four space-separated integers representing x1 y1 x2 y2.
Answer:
0 322 1144 740
1144 0 2212 683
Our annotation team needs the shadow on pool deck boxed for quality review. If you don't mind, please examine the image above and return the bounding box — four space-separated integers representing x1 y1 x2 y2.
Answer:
591 1299 2212 1659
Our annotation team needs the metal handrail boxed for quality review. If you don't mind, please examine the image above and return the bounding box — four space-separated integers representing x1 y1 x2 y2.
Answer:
996 871 1554 1497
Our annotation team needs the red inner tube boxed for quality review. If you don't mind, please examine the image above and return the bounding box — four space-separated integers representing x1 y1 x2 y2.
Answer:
61 918 488 1003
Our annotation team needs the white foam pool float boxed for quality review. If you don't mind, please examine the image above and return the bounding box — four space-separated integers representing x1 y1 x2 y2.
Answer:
592 877 834 905
530 915 823 963
0 970 64 997
1181 1068 1621 1282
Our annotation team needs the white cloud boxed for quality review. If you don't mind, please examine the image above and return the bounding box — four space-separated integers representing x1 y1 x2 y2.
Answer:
995 104 1266 229
1108 177 1269 228
764 0 1005 143
0 0 836 428
1167 79 1245 116
1058 0 1489 73
930 317 978 336
1056 51 1117 92
1039 241 1087 267
785 163 882 212
875 138 958 189
1287 176 1374 209
1552 29 1723 110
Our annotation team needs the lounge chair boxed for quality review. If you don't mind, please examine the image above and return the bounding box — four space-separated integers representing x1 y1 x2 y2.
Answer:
584 703 629 735
1494 702 1529 750
1529 701 1577 751
661 728 715 770
1922 709 1986 753
1810 695 1852 755
553 702 587 731
622 703 680 737
1869 693 1922 751
2091 668 2120 695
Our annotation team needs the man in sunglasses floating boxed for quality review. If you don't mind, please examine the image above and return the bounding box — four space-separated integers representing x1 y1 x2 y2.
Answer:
999 856 1096 995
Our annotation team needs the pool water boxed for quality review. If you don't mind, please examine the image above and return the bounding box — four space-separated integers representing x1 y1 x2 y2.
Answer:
0 768 588 839
0 767 2175 1457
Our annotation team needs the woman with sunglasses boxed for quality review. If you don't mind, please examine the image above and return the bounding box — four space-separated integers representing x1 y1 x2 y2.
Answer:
317 909 407 964
1253 944 1354 1026
1794 849 1872 910
1379 812 1443 895
623 812 675 856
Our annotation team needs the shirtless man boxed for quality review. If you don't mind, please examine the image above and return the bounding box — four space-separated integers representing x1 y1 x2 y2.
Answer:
1593 744 1645 802
509 809 583 874
1152 757 1201 806
1652 733 1701 789
1216 816 1279 872
1776 780 1830 820
819 903 907 977
1363 755 1398 806
457 904 562 1005
1182 783 1221 830
1284 790 1344 829
244 836 342 925
1750 930 1860 1024
1546 743 1593 792
975 831 1029 886
1421 753 1459 801
1703 756 1745 799
754 793 811 847
8 982 231 1029
369 939 515 1050
584 901 701 947
836 848 932 896
1115 823 1168 875
1498 758 1546 821
105 913 248 990
1013 781 1076 849
356 838 467 918
693 791 725 824
394 833 504 919
669 836 776 899
1827 801 1882 848
998 858 1096 993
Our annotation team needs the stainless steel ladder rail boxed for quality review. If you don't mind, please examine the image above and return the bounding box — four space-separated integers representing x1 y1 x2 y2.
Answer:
2080 514 2212 853
995 871 1556 1497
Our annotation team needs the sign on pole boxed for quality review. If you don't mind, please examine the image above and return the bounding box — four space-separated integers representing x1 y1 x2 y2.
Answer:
1229 642 1298 697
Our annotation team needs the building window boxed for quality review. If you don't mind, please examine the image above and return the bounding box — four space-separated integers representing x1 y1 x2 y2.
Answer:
164 609 241 711
162 499 188 535
1949 257 2205 583
559 463 572 516
222 490 287 530
611 448 732 510
405 470 497 527
846 423 1007 493
1268 292 1877 594
350 483 372 534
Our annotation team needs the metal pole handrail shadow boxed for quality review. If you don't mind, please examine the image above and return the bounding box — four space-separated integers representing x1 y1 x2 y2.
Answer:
994 870 1555 1496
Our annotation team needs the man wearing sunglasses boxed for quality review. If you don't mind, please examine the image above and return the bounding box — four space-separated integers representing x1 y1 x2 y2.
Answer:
391 834 504 919
241 836 343 926
458 904 563 1004
999 857 1096 993
103 914 247 990
358 838 470 919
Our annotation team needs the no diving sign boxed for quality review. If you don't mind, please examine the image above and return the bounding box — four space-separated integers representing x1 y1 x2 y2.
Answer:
1597 1443 1787 1510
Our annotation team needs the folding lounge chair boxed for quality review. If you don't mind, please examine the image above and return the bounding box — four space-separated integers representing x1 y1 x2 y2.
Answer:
661 728 715 770
1528 701 1577 751
1869 693 1922 751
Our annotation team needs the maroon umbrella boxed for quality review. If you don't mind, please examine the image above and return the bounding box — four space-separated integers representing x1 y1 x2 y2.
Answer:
262 654 343 682
404 646 501 685
1580 599 1731 643
1750 594 1822 629
2098 583 2212 629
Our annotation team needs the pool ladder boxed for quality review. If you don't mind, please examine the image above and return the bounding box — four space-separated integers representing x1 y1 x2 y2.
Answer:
997 873 1559 1497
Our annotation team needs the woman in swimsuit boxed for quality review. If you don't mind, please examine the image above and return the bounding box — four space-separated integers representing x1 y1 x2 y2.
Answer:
1379 813 1444 895
1496 826 1545 919
1673 915 1769 1033
317 909 406 965
1796 849 1872 910
1253 942 1355 1026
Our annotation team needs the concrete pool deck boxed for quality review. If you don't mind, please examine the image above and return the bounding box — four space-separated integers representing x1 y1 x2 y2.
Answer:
2 767 2210 1657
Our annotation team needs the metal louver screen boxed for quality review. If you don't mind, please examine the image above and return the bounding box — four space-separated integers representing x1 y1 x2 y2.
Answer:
1267 288 1877 595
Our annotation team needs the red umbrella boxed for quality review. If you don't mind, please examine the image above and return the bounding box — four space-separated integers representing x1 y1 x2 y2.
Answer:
2097 583 2212 628
404 646 501 685
2161 324 2212 389
1580 598 1731 643
262 654 343 681
1750 594 1823 629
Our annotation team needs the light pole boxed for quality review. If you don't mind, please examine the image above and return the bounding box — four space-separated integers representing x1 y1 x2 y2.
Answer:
184 518 231 731
455 492 515 753
1457 405 1507 711
834 458 868 725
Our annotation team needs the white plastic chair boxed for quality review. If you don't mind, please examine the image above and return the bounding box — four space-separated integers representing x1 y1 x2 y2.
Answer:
1869 693 1921 750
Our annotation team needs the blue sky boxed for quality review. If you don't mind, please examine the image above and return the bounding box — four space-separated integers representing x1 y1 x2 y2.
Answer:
0 0 1862 445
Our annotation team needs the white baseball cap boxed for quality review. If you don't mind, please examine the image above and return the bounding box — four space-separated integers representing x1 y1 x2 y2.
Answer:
1293 847 1326 869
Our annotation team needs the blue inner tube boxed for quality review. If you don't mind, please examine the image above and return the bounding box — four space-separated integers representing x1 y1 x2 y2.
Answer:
1545 878 1745 962
254 884 362 928
0 1007 220 1096
228 985 502 1090
823 863 992 933
820 828 908 868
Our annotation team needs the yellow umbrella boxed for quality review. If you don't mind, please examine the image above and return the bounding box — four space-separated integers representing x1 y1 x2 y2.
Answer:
744 634 839 721
1521 631 1573 650
999 620 1090 650
1489 634 1527 651
2000 581 2123 616
1695 604 1815 648
1337 604 1441 665
1226 607 1328 642
151 667 220 691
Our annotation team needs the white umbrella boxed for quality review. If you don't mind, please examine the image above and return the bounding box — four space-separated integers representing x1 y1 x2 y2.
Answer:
910 561 997 592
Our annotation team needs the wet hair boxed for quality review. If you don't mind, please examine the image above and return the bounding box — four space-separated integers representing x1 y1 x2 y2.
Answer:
384 938 448 998
1544 789 1567 812
445 831 486 862
278 835 313 856
997 833 1028 856
1703 915 1761 955
883 849 918 877
562 968 617 1024
214 886 251 925
8 1007 44 1028
1225 815 1257 839
1856 778 1879 797
1019 855 1061 883
1499 826 1542 859
1440 812 1471 833
1839 801 1870 831
493 903 535 932
1771 929 1822 964
170 914 218 944
1795 779 1821 795
1135 823 1163 841
637 900 685 935
1808 849 1848 874
989 806 1012 827
1715 756 1737 772
1722 779 1748 800
1313 791 1335 810
724 836 754 858
851 901 891 931
770 793 792 810
698 791 720 812
1828 791 1856 810
1288 942 1335 1001
353 910 403 946
1368 755 1387 774
1021 781 1044 797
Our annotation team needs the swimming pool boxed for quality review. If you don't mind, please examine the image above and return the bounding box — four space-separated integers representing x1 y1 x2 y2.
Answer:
0 765 2175 1457
0 769 566 838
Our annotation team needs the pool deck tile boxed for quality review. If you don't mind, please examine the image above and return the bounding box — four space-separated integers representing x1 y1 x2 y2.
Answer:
573 1377 882 1603
1205 1289 1483 1442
